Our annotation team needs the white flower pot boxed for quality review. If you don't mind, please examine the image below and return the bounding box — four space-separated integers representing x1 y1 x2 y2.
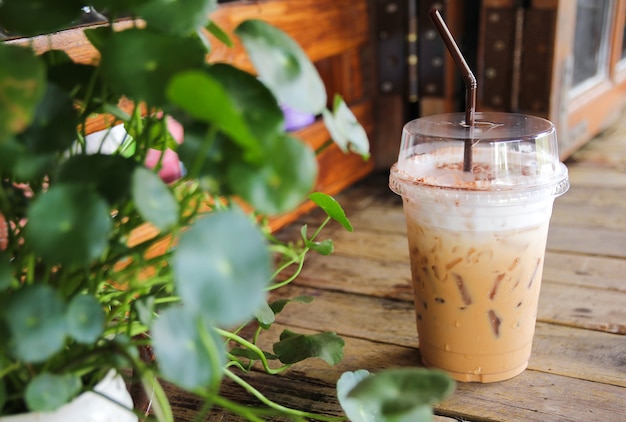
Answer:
0 371 138 422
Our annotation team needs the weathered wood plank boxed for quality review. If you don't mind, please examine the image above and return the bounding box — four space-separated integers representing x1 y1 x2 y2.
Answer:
531 323 626 387
291 253 414 301
538 282 626 334
543 251 626 292
551 201 626 230
546 224 626 258
438 370 625 422
565 165 626 189
202 322 626 422
272 281 626 362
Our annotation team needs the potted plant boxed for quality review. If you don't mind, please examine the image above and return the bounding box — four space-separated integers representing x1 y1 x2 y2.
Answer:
0 1 454 420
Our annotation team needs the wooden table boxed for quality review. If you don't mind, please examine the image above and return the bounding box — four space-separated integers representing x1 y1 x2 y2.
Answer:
169 119 626 421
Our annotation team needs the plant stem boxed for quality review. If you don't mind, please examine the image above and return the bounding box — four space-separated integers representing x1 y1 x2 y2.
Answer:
223 369 347 422
216 328 290 375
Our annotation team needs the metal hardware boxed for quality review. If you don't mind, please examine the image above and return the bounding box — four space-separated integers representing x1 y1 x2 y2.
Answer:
375 0 408 96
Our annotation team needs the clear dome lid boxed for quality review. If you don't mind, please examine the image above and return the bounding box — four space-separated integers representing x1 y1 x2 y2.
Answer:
391 112 569 197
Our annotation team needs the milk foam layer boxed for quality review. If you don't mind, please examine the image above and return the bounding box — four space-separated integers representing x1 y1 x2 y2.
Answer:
400 194 554 231
390 146 566 231
397 146 565 190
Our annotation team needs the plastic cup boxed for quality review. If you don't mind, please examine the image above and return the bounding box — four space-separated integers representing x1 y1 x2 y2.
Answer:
389 112 569 383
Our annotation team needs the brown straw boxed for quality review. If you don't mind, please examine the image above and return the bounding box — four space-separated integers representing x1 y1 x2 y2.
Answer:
429 8 476 172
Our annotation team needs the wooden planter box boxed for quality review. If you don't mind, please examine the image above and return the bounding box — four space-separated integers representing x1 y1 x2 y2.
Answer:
7 0 376 230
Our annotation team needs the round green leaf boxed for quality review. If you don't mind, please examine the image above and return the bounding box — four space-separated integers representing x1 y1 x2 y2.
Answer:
57 154 136 205
25 184 112 266
19 83 79 154
132 167 179 232
168 70 263 162
0 44 46 141
337 370 377 422
66 294 105 344
5 285 67 363
151 307 225 390
0 0 83 36
25 372 81 412
139 0 217 35
228 135 317 215
206 63 284 147
346 368 456 420
273 330 345 365
235 19 327 114
172 209 271 326
99 28 206 106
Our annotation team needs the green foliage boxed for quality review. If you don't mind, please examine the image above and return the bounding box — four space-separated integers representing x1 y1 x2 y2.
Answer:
235 19 327 114
0 44 45 142
0 2 453 421
25 373 81 412
274 330 345 366
5 285 67 363
338 369 456 422
132 167 179 232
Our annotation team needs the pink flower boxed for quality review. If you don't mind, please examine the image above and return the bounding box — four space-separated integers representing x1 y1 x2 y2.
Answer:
145 116 185 183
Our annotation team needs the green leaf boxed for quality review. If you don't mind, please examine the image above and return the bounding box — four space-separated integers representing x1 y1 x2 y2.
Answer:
228 135 317 215
255 301 275 327
66 294 105 344
257 296 313 330
346 368 456 421
305 238 334 256
309 192 353 232
5 285 67 363
46 60 104 107
0 0 83 36
132 167 180 232
139 0 217 35
175 124 234 187
301 223 334 254
134 296 157 327
151 307 225 390
206 20 233 47
337 370 377 422
206 63 284 148
172 209 271 326
0 252 13 291
235 19 326 114
91 0 152 14
273 330 344 365
0 379 6 412
25 372 81 412
168 70 263 162
99 28 206 106
322 95 370 158
25 184 112 266
269 296 314 315
19 83 79 154
57 154 136 205
0 44 46 142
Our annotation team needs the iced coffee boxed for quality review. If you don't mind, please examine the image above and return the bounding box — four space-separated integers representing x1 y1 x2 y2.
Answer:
390 112 569 382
